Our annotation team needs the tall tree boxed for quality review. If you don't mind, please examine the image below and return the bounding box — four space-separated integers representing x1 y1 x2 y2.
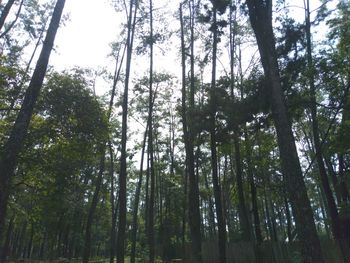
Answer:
116 0 138 262
0 0 66 241
245 0 324 262
179 2 202 262
304 0 350 261
148 0 155 261
209 3 226 263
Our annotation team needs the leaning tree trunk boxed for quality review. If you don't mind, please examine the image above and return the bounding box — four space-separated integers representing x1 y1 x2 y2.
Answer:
246 1 324 262
0 0 15 32
0 0 66 241
0 0 24 39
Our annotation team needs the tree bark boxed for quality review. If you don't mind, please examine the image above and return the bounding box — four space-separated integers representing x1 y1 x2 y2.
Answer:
180 3 202 262
209 8 226 263
148 1 155 260
109 140 117 263
82 151 105 263
0 215 14 263
130 124 148 263
116 0 138 262
0 0 24 39
0 0 15 32
246 1 324 262
0 0 66 241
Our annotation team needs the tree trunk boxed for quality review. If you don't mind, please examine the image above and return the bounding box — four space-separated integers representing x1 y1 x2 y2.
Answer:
180 3 202 262
130 124 148 263
116 0 138 262
0 0 15 32
82 151 106 263
304 1 350 260
0 215 14 263
246 1 324 262
109 140 117 263
284 197 292 242
148 1 155 260
209 8 226 263
0 0 24 39
0 0 66 241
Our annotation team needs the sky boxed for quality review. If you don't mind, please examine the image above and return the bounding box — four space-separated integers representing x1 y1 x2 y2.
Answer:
51 0 121 72
47 0 328 97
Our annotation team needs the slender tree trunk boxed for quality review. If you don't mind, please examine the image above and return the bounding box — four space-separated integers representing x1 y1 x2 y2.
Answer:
82 150 105 263
0 215 14 263
338 154 350 202
245 131 261 243
284 197 292 242
116 1 138 262
305 0 341 237
305 1 350 260
6 18 48 116
203 166 216 238
180 3 202 262
246 1 324 262
130 124 148 263
109 140 117 263
209 8 226 263
234 135 251 241
318 187 331 239
0 0 15 32
148 2 155 261
0 0 66 241
0 0 24 38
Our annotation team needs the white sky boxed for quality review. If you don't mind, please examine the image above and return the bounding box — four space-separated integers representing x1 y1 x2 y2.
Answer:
51 0 121 71
47 0 328 97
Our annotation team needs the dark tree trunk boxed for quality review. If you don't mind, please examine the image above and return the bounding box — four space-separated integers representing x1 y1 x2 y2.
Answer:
233 135 251 241
210 8 226 263
130 124 148 263
305 1 350 260
0 0 24 38
116 0 138 262
305 0 341 237
180 3 202 262
109 140 117 263
108 29 126 263
246 1 324 262
0 215 14 263
0 0 66 241
0 0 15 31
245 131 261 243
284 197 292 242
148 1 155 261
250 172 262 243
338 154 350 202
82 149 106 263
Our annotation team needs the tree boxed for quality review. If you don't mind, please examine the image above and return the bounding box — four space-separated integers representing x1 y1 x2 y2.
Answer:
0 0 66 242
116 0 138 262
0 0 16 32
179 2 202 262
208 2 227 262
246 0 324 262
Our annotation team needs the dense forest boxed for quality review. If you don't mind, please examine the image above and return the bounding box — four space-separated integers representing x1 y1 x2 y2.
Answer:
0 0 350 262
